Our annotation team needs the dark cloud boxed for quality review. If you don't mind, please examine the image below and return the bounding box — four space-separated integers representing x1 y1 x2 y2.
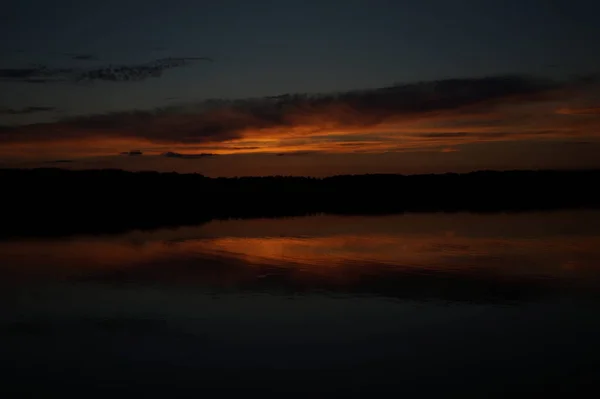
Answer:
419 132 537 140
75 57 213 82
21 79 58 84
45 159 73 163
0 68 40 80
307 133 396 143
349 75 561 113
556 106 600 115
49 106 250 143
0 74 592 148
161 151 217 159
0 57 212 84
276 151 317 156
227 146 261 150
64 53 98 61
120 150 143 156
337 142 375 147
420 132 472 138
0 106 56 115
0 66 72 82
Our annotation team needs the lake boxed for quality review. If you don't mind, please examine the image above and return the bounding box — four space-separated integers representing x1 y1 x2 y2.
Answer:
2 210 600 397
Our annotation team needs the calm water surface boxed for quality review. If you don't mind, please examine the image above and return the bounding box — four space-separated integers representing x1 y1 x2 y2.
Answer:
2 211 600 396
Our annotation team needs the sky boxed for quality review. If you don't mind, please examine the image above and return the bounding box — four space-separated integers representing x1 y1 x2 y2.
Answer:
1 0 600 176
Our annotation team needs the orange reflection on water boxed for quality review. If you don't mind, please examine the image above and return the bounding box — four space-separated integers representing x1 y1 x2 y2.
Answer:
1 212 600 288
0 239 179 280
179 233 600 279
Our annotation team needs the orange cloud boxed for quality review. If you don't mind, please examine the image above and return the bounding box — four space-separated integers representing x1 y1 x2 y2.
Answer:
556 106 600 115
1 74 599 161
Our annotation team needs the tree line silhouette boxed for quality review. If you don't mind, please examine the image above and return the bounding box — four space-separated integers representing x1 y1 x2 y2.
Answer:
2 167 599 238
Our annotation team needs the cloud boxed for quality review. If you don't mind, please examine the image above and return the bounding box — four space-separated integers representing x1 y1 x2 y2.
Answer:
63 53 98 61
0 66 74 83
276 151 317 156
0 74 598 160
419 132 471 138
556 106 600 115
120 150 143 156
227 146 262 151
20 79 59 84
161 151 217 159
75 57 213 82
0 56 212 84
45 159 73 163
418 132 516 139
0 106 56 115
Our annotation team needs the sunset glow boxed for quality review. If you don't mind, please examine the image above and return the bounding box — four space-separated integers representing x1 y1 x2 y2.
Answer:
2 75 600 173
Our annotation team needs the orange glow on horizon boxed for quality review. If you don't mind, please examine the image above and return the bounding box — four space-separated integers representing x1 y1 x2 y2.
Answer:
2 92 600 163
3 114 599 161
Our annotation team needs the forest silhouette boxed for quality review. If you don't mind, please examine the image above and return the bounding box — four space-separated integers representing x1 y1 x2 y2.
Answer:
2 167 599 238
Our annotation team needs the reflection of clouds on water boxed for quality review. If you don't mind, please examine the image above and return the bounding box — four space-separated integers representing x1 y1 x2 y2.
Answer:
1 211 600 303
1 213 600 399
186 234 600 279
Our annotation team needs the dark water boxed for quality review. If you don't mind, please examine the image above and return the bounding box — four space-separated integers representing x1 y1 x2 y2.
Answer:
2 211 600 397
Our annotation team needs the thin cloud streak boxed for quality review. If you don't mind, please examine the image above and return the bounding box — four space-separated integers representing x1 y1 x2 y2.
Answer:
0 106 56 115
63 53 98 61
162 151 217 159
120 150 143 156
0 57 212 83
556 106 600 115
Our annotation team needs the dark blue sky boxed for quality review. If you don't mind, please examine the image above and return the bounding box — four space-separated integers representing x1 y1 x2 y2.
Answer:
1 0 599 175
2 0 599 115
